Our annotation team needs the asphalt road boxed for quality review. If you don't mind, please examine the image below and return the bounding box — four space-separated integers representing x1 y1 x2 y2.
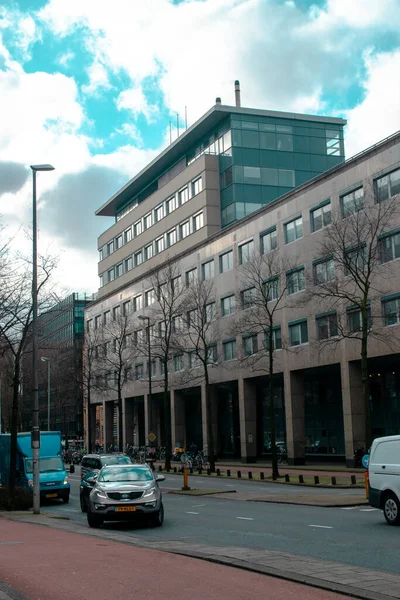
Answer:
43 473 398 575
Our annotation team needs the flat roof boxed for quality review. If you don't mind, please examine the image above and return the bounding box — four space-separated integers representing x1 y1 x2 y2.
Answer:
96 104 346 218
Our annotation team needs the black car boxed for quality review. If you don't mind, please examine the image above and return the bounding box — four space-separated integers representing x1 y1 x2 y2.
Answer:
80 453 132 481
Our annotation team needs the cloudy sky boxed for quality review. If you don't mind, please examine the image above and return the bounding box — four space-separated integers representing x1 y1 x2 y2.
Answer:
0 0 399 294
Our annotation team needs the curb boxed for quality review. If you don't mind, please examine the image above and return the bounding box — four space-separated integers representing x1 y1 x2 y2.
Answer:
168 489 236 496
0 514 393 600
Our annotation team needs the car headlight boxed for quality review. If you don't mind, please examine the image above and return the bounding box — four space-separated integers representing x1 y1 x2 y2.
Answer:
28 479 33 487
63 477 69 485
144 487 156 497
94 490 107 499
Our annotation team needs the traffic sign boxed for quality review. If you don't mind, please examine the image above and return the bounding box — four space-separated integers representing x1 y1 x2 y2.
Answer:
362 454 370 468
148 432 156 443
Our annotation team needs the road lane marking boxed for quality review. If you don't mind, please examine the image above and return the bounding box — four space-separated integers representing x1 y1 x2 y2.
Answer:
236 517 254 521
186 511 199 515
308 525 333 529
340 507 358 510
192 504 205 508
225 484 234 487
360 508 378 512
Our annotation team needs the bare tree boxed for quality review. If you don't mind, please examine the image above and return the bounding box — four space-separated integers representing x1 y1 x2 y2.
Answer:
96 306 138 451
82 324 103 452
147 261 186 470
236 249 295 479
0 250 58 500
311 185 399 449
180 278 220 471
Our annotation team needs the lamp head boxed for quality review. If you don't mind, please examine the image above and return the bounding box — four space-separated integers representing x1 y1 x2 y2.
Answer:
30 164 55 172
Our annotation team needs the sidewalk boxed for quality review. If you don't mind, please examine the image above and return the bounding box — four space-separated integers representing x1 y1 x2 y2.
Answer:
1 512 399 600
0 518 349 600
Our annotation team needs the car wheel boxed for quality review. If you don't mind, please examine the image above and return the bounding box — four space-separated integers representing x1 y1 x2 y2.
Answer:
87 510 103 528
62 494 70 504
150 503 164 527
80 495 87 513
384 493 400 525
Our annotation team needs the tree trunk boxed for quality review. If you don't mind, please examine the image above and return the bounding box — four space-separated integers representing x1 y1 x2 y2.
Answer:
118 385 123 452
204 369 215 472
268 331 279 480
86 385 92 453
8 359 20 505
361 308 371 450
163 363 172 471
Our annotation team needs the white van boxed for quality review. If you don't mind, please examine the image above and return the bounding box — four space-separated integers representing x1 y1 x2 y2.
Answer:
369 435 400 525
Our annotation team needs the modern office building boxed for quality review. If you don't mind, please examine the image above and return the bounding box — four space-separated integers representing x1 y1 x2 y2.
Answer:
86 85 400 465
22 293 94 442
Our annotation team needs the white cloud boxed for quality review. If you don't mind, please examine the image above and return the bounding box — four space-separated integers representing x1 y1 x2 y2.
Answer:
306 0 400 31
58 51 75 67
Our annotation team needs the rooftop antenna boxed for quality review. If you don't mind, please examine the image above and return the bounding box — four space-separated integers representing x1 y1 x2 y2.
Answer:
235 80 241 107
185 106 187 130
177 113 180 138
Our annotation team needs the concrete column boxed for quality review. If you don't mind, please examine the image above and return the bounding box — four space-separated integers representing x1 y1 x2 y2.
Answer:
103 401 114 450
238 377 257 463
124 398 134 447
87 404 97 452
171 389 185 449
284 369 305 465
341 361 366 467
201 383 218 457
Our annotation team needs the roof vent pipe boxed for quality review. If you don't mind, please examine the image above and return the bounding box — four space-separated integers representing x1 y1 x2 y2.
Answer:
234 80 241 107
216 97 222 105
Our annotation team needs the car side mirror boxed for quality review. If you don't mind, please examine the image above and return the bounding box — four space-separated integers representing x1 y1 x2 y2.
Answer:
86 476 96 485
156 474 165 482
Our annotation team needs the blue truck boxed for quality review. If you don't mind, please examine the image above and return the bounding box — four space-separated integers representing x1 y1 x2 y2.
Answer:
0 431 70 503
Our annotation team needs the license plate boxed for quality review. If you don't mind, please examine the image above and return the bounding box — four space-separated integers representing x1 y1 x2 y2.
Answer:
46 493 58 498
115 506 136 512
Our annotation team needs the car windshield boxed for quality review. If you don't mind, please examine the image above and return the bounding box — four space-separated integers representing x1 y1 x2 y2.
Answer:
101 456 131 466
98 466 153 482
25 457 64 473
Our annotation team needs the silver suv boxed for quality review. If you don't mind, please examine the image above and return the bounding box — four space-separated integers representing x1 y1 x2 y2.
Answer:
86 464 165 528
80 454 132 480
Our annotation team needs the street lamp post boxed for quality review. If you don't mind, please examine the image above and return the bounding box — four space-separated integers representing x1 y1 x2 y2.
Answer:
138 316 152 442
41 357 51 431
30 164 55 515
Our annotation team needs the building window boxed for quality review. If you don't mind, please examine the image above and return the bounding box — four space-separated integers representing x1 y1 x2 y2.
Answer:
133 329 144 345
155 204 164 222
180 221 190 239
167 229 177 247
316 312 338 340
241 287 256 310
134 220 142 237
155 237 164 254
220 250 233 273
174 354 184 372
107 240 114 255
145 289 155 306
166 196 176 214
314 258 335 284
134 250 143 266
125 256 133 272
206 344 217 364
115 234 123 250
187 309 198 328
172 275 182 293
311 202 331 232
135 364 144 380
99 247 103 261
186 268 197 286
123 301 131 316
178 186 189 205
103 310 111 325
133 295 143 312
205 302 216 322
144 213 152 230
124 227 132 244
375 168 400 202
264 326 282 351
113 305 121 320
86 319 92 333
115 263 123 278
189 351 201 369
243 334 258 357
144 244 153 260
287 268 306 295
99 274 104 287
344 246 365 276
243 166 261 184
383 296 400 326
239 240 254 264
193 212 204 231
289 320 308 346
326 130 340 156
192 177 203 196
107 267 115 282
284 217 303 244
341 187 364 217
277 129 293 152
223 339 236 361
379 231 400 263
221 295 235 317
95 315 101 329
172 315 184 332
261 228 277 254
202 260 214 280
347 306 371 333
263 277 280 302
